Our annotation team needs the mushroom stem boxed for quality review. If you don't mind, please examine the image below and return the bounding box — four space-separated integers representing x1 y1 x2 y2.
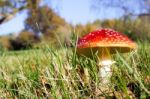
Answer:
97 48 115 84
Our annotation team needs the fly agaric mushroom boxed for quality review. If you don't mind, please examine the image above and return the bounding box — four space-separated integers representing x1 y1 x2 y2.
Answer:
77 28 137 84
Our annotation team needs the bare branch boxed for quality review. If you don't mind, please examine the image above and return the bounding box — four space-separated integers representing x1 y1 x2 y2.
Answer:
91 0 150 18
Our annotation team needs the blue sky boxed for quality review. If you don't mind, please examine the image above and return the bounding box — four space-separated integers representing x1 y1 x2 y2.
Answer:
0 10 28 35
0 0 129 35
52 0 124 24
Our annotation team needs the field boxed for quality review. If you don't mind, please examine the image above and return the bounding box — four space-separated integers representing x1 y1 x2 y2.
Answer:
0 41 150 98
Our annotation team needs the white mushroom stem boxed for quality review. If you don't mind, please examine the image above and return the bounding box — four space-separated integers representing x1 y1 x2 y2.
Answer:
99 60 115 84
97 48 115 84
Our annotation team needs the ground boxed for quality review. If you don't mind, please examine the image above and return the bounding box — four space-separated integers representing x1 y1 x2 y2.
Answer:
0 42 150 98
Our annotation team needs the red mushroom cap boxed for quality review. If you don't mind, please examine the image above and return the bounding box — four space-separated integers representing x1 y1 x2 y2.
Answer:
77 28 137 56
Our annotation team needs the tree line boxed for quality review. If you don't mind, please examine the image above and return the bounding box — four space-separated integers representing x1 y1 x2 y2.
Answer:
0 0 150 50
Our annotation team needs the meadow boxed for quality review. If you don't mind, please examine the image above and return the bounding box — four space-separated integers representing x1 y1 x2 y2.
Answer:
0 40 150 98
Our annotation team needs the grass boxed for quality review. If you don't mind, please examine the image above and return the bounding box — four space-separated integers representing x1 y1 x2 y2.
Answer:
0 41 150 98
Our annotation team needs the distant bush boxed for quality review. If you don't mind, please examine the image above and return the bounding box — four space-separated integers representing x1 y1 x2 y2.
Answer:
10 31 40 50
0 43 4 51
0 36 12 50
75 22 100 37
75 17 150 42
101 18 150 41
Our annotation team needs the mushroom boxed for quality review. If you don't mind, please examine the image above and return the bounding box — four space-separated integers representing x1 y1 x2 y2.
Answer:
77 28 137 84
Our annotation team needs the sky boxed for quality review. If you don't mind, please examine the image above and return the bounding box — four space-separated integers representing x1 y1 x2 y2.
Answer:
0 0 131 35
0 10 28 35
52 0 124 24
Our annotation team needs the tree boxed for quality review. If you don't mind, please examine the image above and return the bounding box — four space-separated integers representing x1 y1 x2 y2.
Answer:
0 0 69 48
91 0 150 20
25 6 66 35
0 0 27 24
